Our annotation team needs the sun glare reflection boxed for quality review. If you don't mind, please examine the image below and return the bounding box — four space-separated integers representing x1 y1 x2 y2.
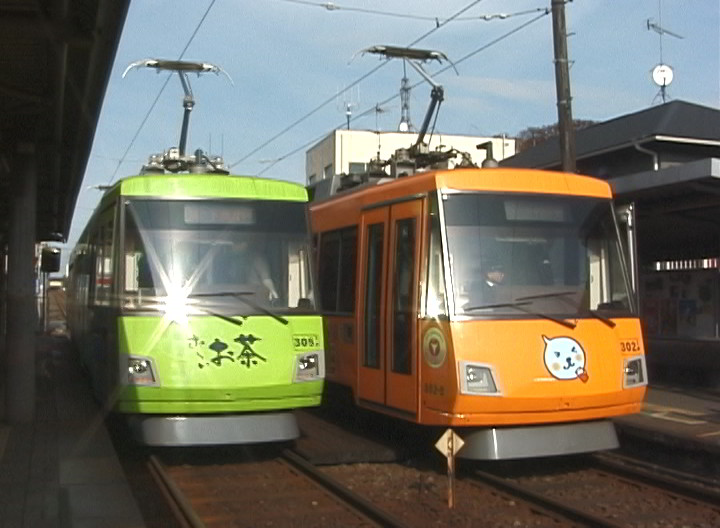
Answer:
135 240 227 356
161 281 193 328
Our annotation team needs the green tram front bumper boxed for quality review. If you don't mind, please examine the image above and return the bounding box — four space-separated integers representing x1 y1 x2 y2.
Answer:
116 381 323 413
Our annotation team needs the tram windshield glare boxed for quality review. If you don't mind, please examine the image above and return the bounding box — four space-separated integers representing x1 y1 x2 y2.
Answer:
443 193 634 318
122 199 315 312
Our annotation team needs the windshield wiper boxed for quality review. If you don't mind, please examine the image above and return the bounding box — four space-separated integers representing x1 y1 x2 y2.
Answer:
586 309 617 328
515 291 578 302
465 301 576 329
516 291 616 328
516 291 618 328
193 291 288 325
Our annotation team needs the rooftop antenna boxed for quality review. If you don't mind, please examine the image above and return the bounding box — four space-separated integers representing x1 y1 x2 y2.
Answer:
360 45 457 157
336 85 360 130
373 103 388 159
344 103 355 130
646 1 683 104
373 103 388 131
122 59 233 171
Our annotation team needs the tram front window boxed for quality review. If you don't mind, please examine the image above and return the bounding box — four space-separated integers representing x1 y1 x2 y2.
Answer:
443 193 634 318
123 199 315 313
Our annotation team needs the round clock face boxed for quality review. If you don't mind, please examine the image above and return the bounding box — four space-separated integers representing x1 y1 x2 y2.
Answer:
652 64 674 86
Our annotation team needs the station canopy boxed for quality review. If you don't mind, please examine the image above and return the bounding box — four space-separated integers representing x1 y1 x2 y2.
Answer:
0 0 130 245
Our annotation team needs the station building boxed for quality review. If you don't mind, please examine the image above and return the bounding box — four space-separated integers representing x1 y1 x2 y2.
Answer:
501 100 720 385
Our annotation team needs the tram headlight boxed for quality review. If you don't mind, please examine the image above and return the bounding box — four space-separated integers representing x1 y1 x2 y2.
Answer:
459 362 500 395
127 356 159 386
293 352 325 382
623 356 647 388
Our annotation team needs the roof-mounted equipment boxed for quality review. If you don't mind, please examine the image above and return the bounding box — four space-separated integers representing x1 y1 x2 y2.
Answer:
360 45 464 171
123 59 233 174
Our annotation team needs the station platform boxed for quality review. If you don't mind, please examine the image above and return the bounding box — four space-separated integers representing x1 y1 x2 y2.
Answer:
0 331 146 528
2 329 720 527
613 384 720 471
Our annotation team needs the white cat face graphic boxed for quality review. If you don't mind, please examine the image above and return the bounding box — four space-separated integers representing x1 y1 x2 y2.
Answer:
542 335 588 382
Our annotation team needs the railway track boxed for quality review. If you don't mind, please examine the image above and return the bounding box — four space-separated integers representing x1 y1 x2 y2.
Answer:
299 408 720 526
147 449 405 527
136 407 720 527
47 286 66 319
468 452 720 528
593 451 720 505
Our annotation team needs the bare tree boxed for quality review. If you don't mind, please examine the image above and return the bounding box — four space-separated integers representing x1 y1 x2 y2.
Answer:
515 120 598 153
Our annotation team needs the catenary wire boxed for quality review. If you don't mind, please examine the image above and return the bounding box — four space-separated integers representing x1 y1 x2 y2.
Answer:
256 8 550 176
228 0 487 169
277 0 548 23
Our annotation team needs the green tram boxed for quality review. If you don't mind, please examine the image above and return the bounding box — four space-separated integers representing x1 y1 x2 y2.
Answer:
66 159 324 445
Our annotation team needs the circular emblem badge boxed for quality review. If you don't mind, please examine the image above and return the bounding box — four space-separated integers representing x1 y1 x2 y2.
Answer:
423 328 447 368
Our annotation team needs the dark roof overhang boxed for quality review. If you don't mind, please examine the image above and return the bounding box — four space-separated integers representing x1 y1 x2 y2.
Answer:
0 0 130 244
611 157 720 201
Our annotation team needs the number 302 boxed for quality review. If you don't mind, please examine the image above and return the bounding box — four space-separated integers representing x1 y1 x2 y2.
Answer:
620 340 640 353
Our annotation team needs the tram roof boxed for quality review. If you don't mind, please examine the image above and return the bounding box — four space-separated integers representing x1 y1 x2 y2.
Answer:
310 167 612 213
99 173 309 204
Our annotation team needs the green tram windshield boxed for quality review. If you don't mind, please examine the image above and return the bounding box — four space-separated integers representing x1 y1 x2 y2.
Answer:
123 198 315 315
435 193 634 319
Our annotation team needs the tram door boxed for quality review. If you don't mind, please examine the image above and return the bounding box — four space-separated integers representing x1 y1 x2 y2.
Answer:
358 200 422 416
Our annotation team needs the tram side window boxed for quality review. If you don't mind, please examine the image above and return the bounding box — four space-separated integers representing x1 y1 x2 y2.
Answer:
123 207 154 293
425 193 448 318
69 247 92 309
123 211 153 293
392 218 415 375
581 208 632 312
90 221 113 306
586 232 629 310
365 223 384 369
95 222 114 304
338 229 357 312
318 232 340 311
317 227 357 314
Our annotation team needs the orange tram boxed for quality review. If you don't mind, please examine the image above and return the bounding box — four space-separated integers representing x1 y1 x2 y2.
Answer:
309 167 648 460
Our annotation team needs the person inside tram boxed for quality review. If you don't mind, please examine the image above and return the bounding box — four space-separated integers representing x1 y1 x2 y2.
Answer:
465 259 507 308
484 262 506 289
480 261 507 303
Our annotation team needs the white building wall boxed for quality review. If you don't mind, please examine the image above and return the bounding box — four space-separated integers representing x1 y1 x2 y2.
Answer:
306 129 516 184
306 133 337 185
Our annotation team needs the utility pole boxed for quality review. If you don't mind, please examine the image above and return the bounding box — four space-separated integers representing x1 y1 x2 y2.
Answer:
551 0 576 172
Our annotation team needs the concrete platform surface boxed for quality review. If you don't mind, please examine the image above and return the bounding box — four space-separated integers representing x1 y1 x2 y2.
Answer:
614 385 720 456
0 335 145 528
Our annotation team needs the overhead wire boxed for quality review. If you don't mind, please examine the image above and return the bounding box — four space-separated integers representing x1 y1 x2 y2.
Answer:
106 0 218 184
277 0 548 23
229 0 487 169
228 62 388 168
256 7 550 176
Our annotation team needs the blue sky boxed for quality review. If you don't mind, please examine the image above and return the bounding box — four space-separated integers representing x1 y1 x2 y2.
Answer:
62 0 719 266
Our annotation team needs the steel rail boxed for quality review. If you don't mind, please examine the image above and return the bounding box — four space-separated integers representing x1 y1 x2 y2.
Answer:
282 449 408 528
147 455 206 528
593 452 720 508
470 468 625 528
49 289 66 318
